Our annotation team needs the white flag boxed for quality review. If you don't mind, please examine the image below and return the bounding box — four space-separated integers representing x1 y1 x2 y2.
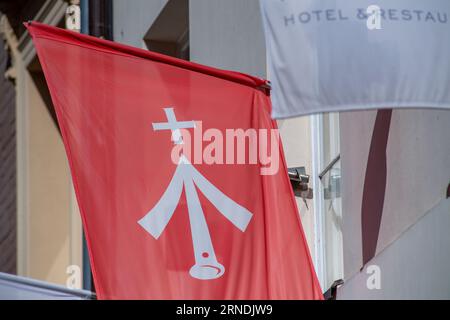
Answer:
260 0 450 118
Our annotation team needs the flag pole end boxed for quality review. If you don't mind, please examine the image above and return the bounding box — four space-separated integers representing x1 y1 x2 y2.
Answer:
258 80 271 95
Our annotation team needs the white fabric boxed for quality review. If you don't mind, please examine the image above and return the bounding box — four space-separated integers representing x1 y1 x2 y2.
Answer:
260 0 450 118
0 272 92 300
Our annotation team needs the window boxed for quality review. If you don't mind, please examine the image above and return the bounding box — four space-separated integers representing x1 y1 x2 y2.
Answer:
143 0 189 61
311 113 344 291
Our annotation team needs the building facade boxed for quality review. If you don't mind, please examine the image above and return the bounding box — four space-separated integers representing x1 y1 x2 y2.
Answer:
0 0 83 288
0 0 449 299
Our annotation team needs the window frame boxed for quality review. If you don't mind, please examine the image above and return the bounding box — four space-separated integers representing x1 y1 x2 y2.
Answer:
310 113 344 291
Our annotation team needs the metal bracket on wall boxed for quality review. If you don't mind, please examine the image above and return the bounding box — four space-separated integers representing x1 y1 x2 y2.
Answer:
323 279 344 300
289 164 342 210
288 167 313 208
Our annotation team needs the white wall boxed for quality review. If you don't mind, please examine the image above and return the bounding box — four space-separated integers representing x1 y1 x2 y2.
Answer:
341 108 450 279
338 199 450 299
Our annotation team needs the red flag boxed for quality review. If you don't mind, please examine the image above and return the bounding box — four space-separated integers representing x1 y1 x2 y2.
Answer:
26 22 323 300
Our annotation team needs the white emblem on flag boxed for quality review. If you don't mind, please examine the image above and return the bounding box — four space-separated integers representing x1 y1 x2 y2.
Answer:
138 108 253 280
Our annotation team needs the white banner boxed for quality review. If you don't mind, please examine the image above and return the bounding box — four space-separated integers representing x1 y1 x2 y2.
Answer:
260 0 450 118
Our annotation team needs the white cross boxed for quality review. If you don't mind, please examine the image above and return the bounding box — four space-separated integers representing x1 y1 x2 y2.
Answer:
152 108 196 144
139 108 253 280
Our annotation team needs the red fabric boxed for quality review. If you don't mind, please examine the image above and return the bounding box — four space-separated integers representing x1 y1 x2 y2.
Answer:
26 22 323 300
